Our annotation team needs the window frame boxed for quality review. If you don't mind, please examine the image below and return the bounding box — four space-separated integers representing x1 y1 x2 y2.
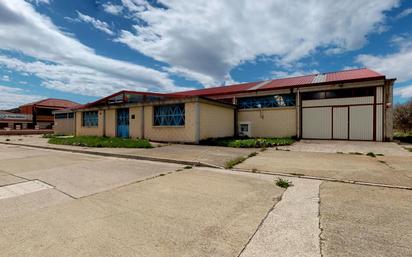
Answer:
82 111 99 127
237 94 296 110
153 103 185 127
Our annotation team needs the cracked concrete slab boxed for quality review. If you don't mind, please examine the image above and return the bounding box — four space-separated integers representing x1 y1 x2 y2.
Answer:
0 169 283 257
0 180 52 200
237 150 412 187
0 188 73 218
240 177 321 257
21 157 182 198
320 182 412 257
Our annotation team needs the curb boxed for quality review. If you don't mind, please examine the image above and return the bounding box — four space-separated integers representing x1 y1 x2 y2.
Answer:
0 142 223 169
232 167 412 191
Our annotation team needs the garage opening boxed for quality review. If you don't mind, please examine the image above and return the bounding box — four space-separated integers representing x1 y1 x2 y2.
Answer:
301 86 383 141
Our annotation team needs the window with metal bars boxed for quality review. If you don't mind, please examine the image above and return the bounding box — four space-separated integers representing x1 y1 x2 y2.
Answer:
82 111 98 127
55 113 67 119
153 104 185 126
237 94 296 109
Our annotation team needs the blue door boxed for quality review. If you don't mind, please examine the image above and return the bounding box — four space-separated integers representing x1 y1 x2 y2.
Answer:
117 108 129 138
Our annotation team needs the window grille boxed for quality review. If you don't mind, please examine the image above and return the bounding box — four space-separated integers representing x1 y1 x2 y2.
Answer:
153 104 185 126
238 94 295 109
82 111 98 127
55 113 67 119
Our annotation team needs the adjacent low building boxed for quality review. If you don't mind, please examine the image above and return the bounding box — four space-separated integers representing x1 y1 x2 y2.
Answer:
0 111 32 130
56 68 395 143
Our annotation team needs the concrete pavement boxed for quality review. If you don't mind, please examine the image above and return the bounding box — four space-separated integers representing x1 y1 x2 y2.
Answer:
1 142 412 256
0 169 283 257
320 182 412 257
236 149 412 188
0 135 257 168
278 139 412 157
240 176 321 257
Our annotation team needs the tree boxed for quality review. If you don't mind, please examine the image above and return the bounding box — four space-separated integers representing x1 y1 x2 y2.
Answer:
393 99 412 132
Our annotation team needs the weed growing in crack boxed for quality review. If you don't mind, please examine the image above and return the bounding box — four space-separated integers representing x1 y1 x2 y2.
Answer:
275 178 293 188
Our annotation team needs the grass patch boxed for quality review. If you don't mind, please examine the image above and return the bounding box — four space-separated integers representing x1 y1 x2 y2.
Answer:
248 152 258 158
42 134 56 138
349 152 363 155
224 156 247 169
275 178 293 188
394 131 412 144
48 136 152 148
366 152 376 158
200 136 295 148
406 148 412 152
183 165 193 169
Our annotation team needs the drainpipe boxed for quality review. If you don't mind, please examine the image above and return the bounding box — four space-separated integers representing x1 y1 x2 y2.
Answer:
102 109 106 137
141 106 145 139
233 97 238 137
194 100 200 144
296 89 301 139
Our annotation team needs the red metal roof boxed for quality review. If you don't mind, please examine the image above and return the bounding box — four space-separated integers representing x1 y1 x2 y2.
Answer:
20 98 80 108
174 81 260 97
175 68 385 98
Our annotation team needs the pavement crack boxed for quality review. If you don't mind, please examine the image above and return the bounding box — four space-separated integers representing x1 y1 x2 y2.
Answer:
318 181 325 257
237 191 284 257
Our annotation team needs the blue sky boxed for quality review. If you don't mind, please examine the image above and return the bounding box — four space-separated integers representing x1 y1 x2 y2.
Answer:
0 0 411 109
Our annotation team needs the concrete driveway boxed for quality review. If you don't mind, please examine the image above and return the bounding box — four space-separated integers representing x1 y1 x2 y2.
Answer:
279 139 412 157
1 135 257 168
236 148 412 188
1 143 412 256
0 144 284 257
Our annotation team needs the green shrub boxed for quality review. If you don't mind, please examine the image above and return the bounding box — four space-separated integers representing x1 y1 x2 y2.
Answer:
275 178 293 188
48 136 152 148
393 131 412 144
224 156 247 169
200 137 294 148
366 152 376 158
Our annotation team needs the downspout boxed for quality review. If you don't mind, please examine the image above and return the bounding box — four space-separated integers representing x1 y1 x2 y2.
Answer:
233 96 238 137
194 99 200 144
102 109 106 137
141 106 145 139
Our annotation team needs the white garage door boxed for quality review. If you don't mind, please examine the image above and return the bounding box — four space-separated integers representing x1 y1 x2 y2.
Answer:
302 107 331 139
302 97 375 141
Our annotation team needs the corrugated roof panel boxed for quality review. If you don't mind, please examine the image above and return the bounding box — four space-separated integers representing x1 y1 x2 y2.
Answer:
259 74 316 90
312 74 327 83
175 81 259 96
326 68 384 82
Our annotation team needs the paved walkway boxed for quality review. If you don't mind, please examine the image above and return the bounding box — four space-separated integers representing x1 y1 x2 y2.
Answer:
240 176 321 257
0 135 256 168
279 139 412 157
236 149 412 188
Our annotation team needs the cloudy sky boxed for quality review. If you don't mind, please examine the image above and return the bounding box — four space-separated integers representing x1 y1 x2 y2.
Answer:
0 0 411 109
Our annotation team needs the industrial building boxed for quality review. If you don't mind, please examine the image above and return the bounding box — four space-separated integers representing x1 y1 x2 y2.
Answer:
55 68 395 143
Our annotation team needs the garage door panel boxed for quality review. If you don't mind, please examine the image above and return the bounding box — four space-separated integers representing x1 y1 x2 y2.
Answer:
302 107 331 139
349 106 373 140
332 107 348 139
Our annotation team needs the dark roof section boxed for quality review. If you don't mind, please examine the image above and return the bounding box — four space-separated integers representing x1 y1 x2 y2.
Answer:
20 98 80 109
80 90 187 109
176 68 385 98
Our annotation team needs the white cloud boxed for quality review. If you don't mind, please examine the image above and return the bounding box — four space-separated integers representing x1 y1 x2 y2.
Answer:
0 85 44 109
116 0 399 87
27 0 50 5
396 7 412 19
0 0 186 97
103 3 124 15
357 36 412 82
76 11 115 36
271 70 319 79
394 85 412 99
1 75 10 81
